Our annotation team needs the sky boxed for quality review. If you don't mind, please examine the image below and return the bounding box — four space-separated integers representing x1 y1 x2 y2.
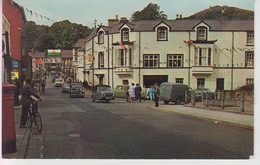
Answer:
11 0 255 28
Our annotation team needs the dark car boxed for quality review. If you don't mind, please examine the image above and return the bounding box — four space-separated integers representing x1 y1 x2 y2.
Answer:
92 85 115 102
69 83 85 98
62 84 70 93
194 88 215 101
159 82 191 104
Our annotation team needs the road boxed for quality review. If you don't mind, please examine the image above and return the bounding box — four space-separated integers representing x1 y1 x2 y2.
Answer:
26 78 253 159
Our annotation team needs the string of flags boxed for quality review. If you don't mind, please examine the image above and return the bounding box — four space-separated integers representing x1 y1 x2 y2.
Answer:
25 7 55 22
184 40 254 53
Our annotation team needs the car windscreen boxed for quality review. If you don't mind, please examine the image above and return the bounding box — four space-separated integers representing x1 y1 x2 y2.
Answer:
99 87 111 91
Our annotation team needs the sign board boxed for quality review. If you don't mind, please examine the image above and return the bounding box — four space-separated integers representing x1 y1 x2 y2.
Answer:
88 54 94 62
11 72 19 80
12 60 19 68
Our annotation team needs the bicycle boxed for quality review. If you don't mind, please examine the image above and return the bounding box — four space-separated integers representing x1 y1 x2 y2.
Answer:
26 99 42 132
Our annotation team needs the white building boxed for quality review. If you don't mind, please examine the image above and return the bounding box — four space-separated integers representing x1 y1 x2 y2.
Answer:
80 16 254 91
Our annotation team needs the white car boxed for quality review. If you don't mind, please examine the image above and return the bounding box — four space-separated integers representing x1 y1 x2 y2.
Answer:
54 79 64 87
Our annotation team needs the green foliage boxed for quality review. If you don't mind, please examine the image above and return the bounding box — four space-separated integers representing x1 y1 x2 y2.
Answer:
131 3 167 21
25 20 93 52
186 6 254 20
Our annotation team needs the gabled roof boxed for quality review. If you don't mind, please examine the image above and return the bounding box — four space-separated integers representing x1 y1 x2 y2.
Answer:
74 39 86 48
29 52 45 58
86 19 254 41
61 50 73 58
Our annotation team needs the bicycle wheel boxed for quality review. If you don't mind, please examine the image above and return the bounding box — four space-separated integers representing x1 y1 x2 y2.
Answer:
34 112 42 132
26 111 32 128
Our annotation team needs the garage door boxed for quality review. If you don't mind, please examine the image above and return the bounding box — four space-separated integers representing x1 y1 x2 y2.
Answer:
143 75 168 87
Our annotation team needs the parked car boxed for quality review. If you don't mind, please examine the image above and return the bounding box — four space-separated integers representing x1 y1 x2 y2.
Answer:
159 82 191 105
54 79 64 87
69 83 85 98
62 84 70 93
194 88 215 101
112 85 126 98
52 75 59 83
92 85 115 102
112 85 147 100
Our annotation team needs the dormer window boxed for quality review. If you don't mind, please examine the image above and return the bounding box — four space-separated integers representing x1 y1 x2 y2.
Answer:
197 26 207 41
157 26 168 41
98 31 104 44
121 28 129 42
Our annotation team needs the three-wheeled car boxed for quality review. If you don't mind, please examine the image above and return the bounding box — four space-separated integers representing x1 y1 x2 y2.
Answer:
69 83 85 98
159 82 191 104
92 85 115 102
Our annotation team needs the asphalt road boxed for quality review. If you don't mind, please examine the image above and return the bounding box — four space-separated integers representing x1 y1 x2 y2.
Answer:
33 80 253 159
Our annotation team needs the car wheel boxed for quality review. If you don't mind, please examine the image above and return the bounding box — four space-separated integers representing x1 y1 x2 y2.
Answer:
93 97 95 102
175 97 182 105
163 100 169 104
106 100 109 103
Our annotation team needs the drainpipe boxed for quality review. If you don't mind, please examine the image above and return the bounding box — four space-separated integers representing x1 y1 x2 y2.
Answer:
231 31 234 90
108 34 110 86
139 32 141 84
112 35 114 88
188 31 191 86
92 38 95 87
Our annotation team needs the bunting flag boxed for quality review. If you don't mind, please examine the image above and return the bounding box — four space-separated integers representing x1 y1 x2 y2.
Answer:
184 40 194 46
35 12 38 17
117 41 126 48
23 5 54 22
32 65 36 70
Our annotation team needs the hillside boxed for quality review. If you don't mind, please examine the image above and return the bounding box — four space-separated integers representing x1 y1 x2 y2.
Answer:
185 5 254 20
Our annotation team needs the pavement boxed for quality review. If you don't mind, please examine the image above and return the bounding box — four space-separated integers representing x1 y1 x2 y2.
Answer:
2 89 254 159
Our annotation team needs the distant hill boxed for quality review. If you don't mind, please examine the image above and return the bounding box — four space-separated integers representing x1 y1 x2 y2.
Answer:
184 5 254 20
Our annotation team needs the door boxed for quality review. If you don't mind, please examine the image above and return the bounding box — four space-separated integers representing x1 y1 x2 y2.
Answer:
216 78 224 90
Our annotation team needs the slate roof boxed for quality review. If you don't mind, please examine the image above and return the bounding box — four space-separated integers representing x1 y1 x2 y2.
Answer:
73 38 86 48
29 52 45 58
61 50 73 58
87 19 254 41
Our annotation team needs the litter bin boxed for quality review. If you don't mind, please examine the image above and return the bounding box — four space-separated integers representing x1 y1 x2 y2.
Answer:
2 84 16 154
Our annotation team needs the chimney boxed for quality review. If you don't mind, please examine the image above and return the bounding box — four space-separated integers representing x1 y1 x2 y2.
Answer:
176 14 179 19
120 17 127 23
108 15 119 26
180 14 182 19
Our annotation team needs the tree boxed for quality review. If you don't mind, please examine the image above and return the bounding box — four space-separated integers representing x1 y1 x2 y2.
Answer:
131 3 167 21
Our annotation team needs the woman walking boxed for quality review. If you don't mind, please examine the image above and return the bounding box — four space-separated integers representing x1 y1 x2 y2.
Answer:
129 83 135 103
135 83 142 103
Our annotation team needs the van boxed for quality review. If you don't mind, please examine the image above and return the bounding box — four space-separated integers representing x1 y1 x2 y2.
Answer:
159 82 191 104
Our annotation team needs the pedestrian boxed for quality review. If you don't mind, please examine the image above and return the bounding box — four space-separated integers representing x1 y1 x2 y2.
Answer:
123 82 130 103
153 83 160 107
149 85 154 101
129 83 135 103
135 83 142 103
20 78 42 128
14 78 20 106
41 80 46 94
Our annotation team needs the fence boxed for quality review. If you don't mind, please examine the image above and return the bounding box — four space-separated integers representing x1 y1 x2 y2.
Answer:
185 89 254 112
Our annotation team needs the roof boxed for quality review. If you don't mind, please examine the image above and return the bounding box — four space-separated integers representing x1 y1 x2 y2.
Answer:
61 50 72 58
73 39 86 48
87 19 254 40
29 52 45 58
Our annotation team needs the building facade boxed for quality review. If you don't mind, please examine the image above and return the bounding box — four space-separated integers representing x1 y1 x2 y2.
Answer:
82 17 254 91
2 0 31 85
72 39 86 81
61 50 73 76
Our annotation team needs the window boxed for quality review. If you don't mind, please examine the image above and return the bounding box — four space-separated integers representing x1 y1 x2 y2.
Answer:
121 28 129 42
208 48 212 66
176 78 184 84
197 27 207 41
119 49 125 66
247 32 254 45
98 31 104 44
129 49 132 66
199 48 207 66
157 27 167 41
168 54 183 67
245 51 254 67
246 78 254 85
144 55 159 68
197 78 205 88
98 52 104 68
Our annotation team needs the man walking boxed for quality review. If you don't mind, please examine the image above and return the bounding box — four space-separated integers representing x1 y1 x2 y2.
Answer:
20 78 42 128
153 83 160 107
